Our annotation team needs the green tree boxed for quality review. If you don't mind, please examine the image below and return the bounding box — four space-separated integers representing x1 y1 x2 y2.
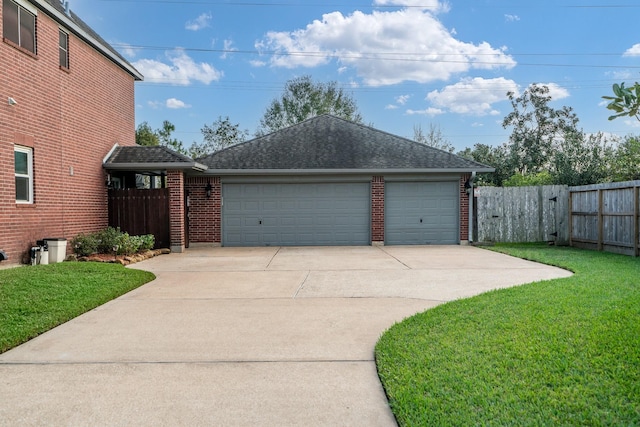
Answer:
551 131 613 186
135 121 160 146
603 82 640 121
457 143 510 186
157 120 187 155
413 123 454 153
190 116 249 159
257 75 363 135
611 135 640 181
502 84 579 176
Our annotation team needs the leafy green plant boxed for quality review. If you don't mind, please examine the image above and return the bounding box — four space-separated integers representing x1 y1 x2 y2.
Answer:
70 233 99 256
603 82 640 121
96 226 122 254
139 234 155 251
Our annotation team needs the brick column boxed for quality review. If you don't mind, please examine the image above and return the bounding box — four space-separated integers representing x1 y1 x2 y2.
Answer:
167 170 185 253
184 176 221 244
459 174 470 244
371 176 385 244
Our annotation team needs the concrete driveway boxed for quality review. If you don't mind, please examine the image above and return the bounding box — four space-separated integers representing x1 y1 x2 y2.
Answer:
0 245 571 426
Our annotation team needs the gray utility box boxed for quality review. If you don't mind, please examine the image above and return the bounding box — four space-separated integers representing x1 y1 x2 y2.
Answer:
45 238 67 263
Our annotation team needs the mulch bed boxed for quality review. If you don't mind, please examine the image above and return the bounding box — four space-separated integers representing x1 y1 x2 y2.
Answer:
69 248 171 266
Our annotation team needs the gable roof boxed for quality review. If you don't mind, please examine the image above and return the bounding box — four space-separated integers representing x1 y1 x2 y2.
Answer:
103 146 206 172
33 0 142 80
198 115 493 175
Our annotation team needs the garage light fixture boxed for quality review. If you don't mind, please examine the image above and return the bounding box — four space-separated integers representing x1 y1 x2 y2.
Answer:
205 181 212 199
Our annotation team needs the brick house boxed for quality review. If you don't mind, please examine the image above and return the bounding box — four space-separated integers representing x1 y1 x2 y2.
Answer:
0 0 142 264
105 115 493 251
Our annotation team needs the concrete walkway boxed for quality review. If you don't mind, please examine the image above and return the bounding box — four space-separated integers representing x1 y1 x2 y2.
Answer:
0 246 571 426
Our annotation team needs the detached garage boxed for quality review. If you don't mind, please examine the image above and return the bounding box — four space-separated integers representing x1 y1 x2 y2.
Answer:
185 114 492 248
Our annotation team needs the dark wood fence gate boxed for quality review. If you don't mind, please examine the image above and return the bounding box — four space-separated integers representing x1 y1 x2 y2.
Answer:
108 189 170 249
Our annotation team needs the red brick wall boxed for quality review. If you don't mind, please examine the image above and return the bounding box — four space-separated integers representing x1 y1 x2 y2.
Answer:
167 171 185 252
371 176 384 242
186 176 221 244
459 174 470 242
0 5 136 263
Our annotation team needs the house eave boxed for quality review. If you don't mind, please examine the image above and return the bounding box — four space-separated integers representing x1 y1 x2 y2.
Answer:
104 162 208 172
31 0 143 81
200 168 495 176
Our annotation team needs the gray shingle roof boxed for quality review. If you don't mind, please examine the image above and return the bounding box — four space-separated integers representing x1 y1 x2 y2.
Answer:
198 115 493 173
104 146 206 171
37 0 142 80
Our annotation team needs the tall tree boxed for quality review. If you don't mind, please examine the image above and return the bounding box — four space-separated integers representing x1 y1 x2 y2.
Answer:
458 143 510 186
157 120 187 155
602 82 640 121
611 135 640 181
551 131 612 186
413 123 455 153
135 121 160 146
257 75 363 135
190 116 249 159
502 84 579 176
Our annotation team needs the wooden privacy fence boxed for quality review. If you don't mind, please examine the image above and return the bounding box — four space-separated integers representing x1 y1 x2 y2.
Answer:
108 188 170 249
474 185 569 244
569 181 640 256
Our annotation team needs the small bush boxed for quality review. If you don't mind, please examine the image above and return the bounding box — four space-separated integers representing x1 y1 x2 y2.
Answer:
72 228 155 256
139 234 155 251
96 227 122 253
71 233 99 257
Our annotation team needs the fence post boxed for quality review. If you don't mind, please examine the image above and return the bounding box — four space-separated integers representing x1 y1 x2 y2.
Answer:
597 189 603 252
635 186 639 257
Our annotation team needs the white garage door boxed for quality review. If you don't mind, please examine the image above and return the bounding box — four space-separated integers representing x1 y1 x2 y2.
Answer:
223 183 370 246
385 181 459 245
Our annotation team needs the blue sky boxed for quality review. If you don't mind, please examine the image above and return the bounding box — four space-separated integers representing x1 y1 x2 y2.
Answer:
72 0 640 151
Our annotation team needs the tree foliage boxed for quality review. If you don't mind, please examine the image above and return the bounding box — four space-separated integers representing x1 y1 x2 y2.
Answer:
136 120 187 155
503 84 579 176
458 143 511 186
602 82 640 121
257 75 363 135
413 123 455 153
611 135 640 181
190 116 248 159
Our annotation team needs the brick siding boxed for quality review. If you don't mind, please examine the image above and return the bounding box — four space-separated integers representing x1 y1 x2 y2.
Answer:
459 174 471 242
371 176 385 242
185 176 221 244
0 5 136 263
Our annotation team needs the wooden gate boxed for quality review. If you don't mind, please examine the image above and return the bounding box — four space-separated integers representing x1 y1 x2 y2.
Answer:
108 189 170 249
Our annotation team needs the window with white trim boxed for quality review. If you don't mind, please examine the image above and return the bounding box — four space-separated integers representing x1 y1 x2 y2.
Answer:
14 146 33 203
59 29 68 68
2 0 37 54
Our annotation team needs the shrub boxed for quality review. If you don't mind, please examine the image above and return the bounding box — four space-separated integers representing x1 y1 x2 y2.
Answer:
71 233 99 257
71 228 155 256
139 234 155 251
96 227 122 253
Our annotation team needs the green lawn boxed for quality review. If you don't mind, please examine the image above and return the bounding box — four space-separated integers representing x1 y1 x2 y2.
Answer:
0 262 155 353
375 244 640 426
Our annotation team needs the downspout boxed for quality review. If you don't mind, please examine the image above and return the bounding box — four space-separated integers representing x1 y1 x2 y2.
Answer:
468 171 476 243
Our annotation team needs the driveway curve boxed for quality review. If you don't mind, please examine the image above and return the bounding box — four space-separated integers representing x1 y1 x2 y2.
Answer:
0 246 571 426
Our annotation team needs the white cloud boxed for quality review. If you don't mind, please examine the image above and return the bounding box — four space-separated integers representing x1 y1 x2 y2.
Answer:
623 43 640 57
255 8 515 86
147 100 162 109
186 12 212 31
249 59 267 67
221 39 238 59
166 98 190 109
505 14 520 22
396 94 411 105
133 50 223 85
385 104 399 110
426 77 518 116
113 41 137 59
532 82 570 100
406 107 444 117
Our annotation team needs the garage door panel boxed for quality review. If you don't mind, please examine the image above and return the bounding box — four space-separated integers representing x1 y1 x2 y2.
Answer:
223 183 370 246
386 181 459 245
